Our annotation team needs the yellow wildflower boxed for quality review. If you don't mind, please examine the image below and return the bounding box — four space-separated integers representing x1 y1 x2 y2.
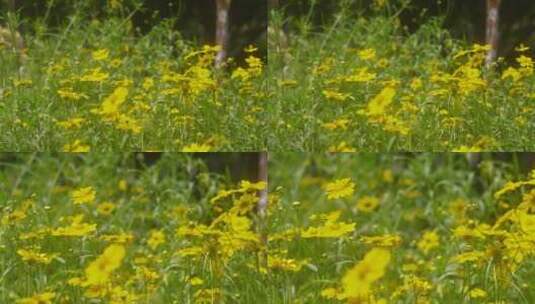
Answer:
92 86 129 117
85 244 126 286
57 87 89 101
56 117 85 129
71 186 96 204
92 48 109 61
51 214 97 237
360 234 402 247
322 118 350 130
342 248 391 299
322 89 351 102
182 143 212 152
417 230 439 255
80 68 109 82
16 292 55 304
356 195 380 213
189 277 204 286
147 229 166 250
62 140 90 152
469 288 487 299
324 178 355 200
366 86 396 116
358 48 376 61
97 201 116 216
17 248 58 264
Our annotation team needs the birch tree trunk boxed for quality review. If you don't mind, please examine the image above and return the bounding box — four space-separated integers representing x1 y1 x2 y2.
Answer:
257 152 268 218
215 0 231 67
256 151 268 267
485 0 501 67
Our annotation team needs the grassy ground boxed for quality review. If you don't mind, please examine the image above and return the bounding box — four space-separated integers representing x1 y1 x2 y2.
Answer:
267 3 535 151
1 153 534 303
0 13 266 151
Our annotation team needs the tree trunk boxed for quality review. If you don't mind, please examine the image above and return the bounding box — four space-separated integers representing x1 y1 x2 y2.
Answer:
215 0 231 68
6 0 15 11
257 152 268 218
268 0 290 76
256 151 268 268
485 0 501 67
268 0 279 10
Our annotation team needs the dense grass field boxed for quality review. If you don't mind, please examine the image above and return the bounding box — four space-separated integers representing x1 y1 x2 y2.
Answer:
0 14 266 151
267 4 535 151
1 153 534 303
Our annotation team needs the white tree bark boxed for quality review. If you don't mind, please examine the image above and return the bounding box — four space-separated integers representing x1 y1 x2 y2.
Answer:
257 152 268 218
485 0 501 67
215 0 231 67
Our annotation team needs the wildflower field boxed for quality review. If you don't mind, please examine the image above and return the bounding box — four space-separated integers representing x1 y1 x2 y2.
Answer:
267 2 535 151
0 7 266 151
1 153 264 303
1 153 534 303
269 153 535 303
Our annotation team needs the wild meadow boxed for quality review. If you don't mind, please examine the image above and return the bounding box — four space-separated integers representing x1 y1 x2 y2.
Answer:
1 153 534 303
0 153 265 303
0 4 266 151
268 153 535 303
267 2 535 151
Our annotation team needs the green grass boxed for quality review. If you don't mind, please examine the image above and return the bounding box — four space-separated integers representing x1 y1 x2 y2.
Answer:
1 153 534 303
0 14 267 151
267 5 535 151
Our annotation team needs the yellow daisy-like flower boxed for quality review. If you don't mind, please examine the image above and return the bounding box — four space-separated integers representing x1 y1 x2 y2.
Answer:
356 195 380 213
189 276 204 286
62 139 90 152
97 201 116 216
16 292 55 304
358 48 376 60
17 248 58 265
147 229 166 250
469 288 487 299
366 86 396 117
85 244 125 286
323 178 355 200
182 143 212 152
417 230 440 255
92 48 109 61
71 186 96 205
342 248 391 299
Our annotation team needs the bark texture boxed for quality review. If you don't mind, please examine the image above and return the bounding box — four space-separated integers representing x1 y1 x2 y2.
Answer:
485 0 501 67
215 0 231 67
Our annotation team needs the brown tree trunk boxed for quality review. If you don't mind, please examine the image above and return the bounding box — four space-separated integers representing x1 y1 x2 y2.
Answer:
485 0 501 67
215 0 231 68
268 0 279 10
6 0 15 11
